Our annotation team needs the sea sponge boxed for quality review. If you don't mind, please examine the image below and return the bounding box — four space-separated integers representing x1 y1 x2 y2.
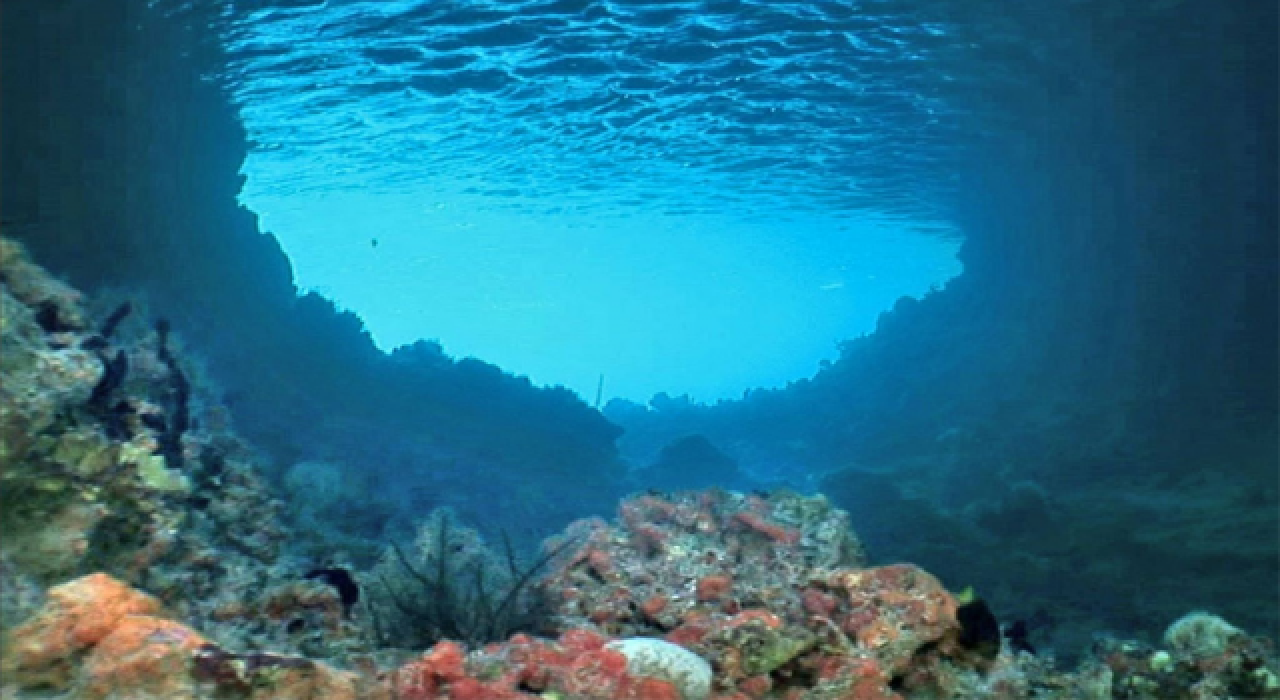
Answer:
604 637 712 700
78 616 207 699
1162 611 1243 659
1 573 163 688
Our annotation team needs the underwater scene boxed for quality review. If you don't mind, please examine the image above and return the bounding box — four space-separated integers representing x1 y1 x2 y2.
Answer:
1 0 1276 698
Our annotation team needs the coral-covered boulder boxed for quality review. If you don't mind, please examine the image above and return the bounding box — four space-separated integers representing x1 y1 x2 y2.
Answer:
78 615 208 699
1 572 164 687
539 490 970 697
819 564 961 673
0 572 362 700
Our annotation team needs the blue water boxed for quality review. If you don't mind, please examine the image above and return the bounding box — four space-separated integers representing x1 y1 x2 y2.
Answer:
228 0 975 218
214 0 1072 400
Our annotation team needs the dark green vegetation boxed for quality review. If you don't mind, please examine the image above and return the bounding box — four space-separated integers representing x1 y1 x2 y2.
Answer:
364 510 567 650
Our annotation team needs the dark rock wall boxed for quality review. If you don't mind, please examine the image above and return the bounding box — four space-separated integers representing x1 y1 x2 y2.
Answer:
607 0 1278 653
953 0 1278 442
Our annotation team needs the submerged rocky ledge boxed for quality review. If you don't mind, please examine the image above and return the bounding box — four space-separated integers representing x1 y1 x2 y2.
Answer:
2 236 1276 699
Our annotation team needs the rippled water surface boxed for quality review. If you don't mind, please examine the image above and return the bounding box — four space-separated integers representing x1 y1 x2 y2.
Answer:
224 0 1107 225
219 0 1173 396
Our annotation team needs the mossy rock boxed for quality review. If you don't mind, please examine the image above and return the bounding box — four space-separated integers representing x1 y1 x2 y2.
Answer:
136 455 189 493
716 621 816 676
52 429 117 477
0 459 80 534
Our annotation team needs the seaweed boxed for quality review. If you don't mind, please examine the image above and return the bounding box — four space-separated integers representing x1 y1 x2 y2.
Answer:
84 306 137 437
88 350 128 410
153 319 190 468
99 301 132 340
372 513 573 648
87 350 133 440
82 301 134 349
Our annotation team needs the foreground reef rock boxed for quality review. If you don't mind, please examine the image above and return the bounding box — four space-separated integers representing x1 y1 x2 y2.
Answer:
1 236 1277 698
4 565 1278 698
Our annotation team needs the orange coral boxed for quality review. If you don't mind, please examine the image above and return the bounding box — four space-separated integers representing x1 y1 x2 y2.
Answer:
722 609 783 631
666 611 714 647
78 616 207 699
801 587 839 618
640 594 670 619
629 523 667 557
2 573 361 700
587 548 614 578
696 574 733 602
738 673 773 698
384 631 686 700
1 572 163 686
730 512 800 545
560 628 608 653
631 677 682 700
821 565 960 676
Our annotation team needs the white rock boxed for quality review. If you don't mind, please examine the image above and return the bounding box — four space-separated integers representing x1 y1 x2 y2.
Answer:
604 637 712 700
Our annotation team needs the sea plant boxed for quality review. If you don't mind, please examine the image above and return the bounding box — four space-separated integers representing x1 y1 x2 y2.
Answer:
365 509 571 649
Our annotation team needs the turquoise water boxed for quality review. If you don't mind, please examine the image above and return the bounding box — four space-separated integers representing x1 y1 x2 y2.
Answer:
220 0 1010 400
228 0 974 215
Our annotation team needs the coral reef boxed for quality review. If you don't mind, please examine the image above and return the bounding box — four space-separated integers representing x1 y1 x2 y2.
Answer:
1 573 164 688
386 630 685 700
1 573 364 699
1089 624 1279 699
533 489 979 697
0 238 353 663
4 519 1275 700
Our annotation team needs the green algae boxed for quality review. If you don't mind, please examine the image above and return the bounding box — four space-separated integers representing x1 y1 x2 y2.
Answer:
52 429 116 477
137 454 190 493
717 620 816 676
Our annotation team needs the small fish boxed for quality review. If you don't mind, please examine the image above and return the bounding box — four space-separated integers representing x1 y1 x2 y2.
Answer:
371 238 379 248
956 598 1001 661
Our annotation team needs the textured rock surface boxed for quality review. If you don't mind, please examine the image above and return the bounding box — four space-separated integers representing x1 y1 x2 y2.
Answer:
606 637 713 700
1 573 164 687
79 616 208 699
